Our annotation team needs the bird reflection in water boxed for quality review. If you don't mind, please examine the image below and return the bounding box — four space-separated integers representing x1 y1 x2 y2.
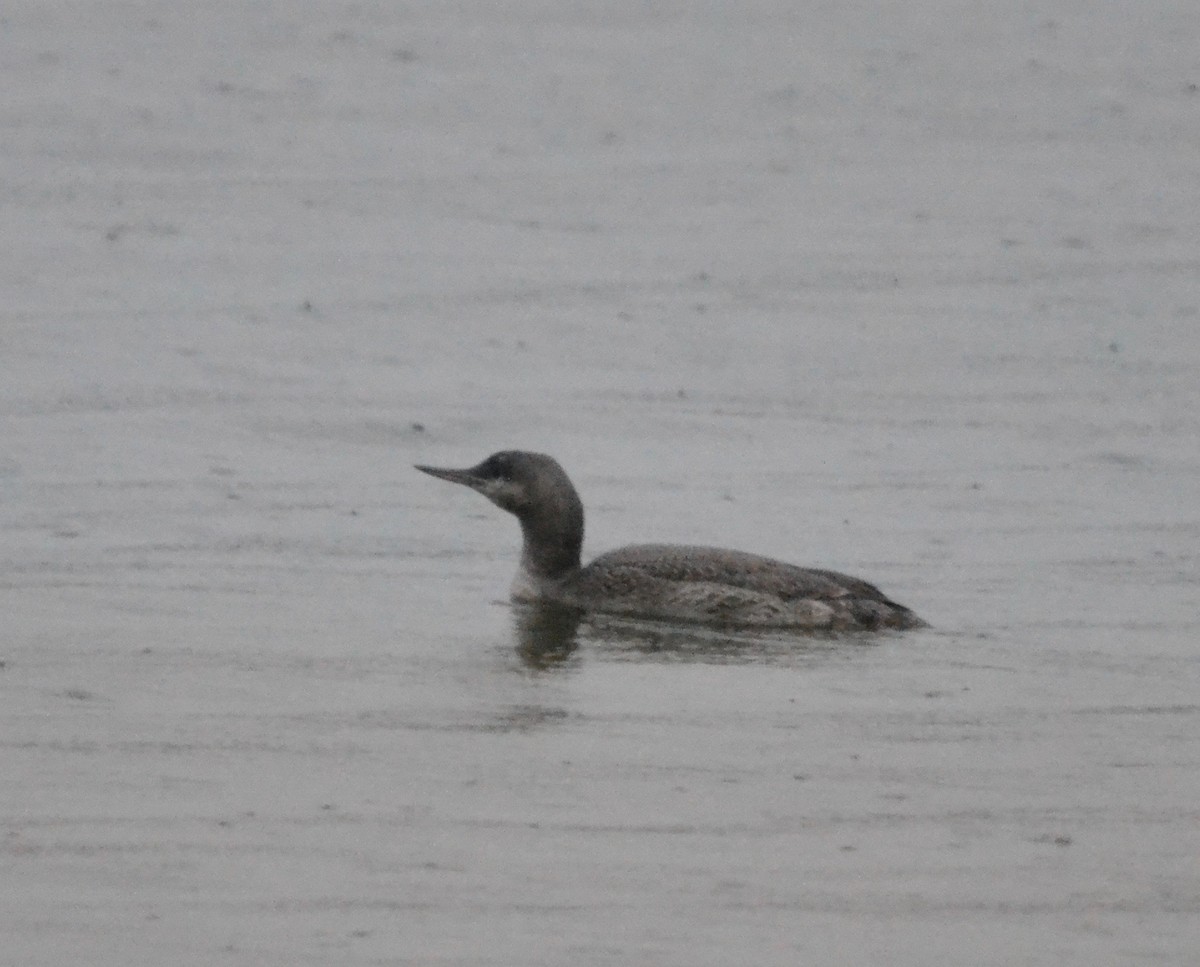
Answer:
512 600 860 668
512 600 583 669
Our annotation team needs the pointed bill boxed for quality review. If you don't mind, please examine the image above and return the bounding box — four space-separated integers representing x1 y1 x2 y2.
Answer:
414 464 486 489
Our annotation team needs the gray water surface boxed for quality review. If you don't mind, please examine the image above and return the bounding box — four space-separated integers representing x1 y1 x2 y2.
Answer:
3 2 1199 965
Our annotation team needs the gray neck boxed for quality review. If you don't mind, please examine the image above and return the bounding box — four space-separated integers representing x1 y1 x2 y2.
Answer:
517 502 583 582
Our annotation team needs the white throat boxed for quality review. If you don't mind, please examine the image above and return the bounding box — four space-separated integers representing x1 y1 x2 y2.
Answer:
510 563 561 602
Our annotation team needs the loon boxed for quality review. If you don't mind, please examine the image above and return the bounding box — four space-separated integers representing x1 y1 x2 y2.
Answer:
416 451 925 632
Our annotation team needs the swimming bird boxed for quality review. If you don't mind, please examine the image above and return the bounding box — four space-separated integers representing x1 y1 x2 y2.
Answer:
416 451 925 631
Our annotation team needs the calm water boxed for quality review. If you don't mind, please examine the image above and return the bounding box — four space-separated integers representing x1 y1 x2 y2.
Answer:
3 2 1199 965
